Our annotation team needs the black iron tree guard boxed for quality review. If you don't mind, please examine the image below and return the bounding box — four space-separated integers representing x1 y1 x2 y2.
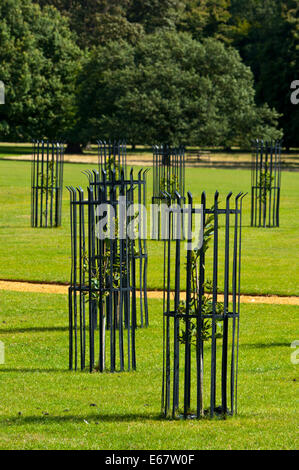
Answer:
162 190 246 419
67 167 148 373
83 166 149 329
98 139 127 178
251 139 282 228
152 145 185 239
31 140 64 227
95 139 148 328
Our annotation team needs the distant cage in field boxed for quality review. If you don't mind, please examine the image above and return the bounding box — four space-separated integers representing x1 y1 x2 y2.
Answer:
98 140 127 179
162 190 246 419
251 140 282 228
152 144 185 204
67 168 149 373
31 140 64 227
152 144 185 239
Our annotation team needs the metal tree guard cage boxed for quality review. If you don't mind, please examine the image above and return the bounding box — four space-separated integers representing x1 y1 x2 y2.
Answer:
251 140 282 227
162 191 246 419
67 168 149 373
152 145 185 204
31 140 64 227
84 167 149 328
152 145 185 239
98 140 127 179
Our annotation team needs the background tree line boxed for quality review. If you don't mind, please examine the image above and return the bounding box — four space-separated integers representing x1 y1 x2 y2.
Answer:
0 0 298 151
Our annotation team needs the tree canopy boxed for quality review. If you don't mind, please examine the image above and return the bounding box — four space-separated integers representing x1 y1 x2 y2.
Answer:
0 0 81 141
76 32 281 147
1 0 297 148
229 0 299 148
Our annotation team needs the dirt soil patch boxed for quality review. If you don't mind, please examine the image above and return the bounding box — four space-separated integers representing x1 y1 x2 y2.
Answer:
0 279 298 305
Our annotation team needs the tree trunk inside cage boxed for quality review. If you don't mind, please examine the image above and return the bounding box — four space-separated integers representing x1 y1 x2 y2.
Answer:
251 140 282 228
67 168 148 373
162 190 246 419
31 140 64 227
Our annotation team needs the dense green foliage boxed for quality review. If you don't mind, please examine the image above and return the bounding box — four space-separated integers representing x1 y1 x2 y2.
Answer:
0 0 81 141
0 0 298 147
76 32 281 146
229 0 299 148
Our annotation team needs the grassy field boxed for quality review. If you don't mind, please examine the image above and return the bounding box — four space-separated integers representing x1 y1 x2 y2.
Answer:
0 160 298 295
0 157 298 450
1 142 298 161
0 290 298 450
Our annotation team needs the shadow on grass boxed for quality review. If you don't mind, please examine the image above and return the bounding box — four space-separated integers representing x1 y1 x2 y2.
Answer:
0 326 68 334
0 412 164 425
240 342 290 349
0 368 71 373
0 367 137 374
0 146 32 155
0 226 33 229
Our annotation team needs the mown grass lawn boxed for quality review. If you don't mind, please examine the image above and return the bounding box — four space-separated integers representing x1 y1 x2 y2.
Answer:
0 160 298 295
0 290 298 450
0 158 298 450
0 291 299 450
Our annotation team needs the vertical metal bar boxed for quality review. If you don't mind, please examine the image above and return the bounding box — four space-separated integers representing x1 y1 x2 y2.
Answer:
258 141 263 227
31 141 36 227
254 140 259 227
81 189 86 370
162 235 167 413
50 143 54 227
78 188 85 370
268 142 273 227
165 195 172 416
44 141 49 227
137 170 144 328
67 187 74 369
68 287 73 370
276 142 281 227
39 141 45 227
110 171 116 372
197 191 206 418
221 192 232 415
172 193 181 418
143 170 149 326
231 194 241 413
98 186 105 372
184 192 192 417
235 194 244 414
58 143 64 226
87 187 95 372
73 190 78 370
35 141 40 227
210 191 219 417
119 173 125 371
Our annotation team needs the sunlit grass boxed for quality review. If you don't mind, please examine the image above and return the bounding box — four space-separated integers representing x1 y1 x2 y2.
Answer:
0 160 298 295
0 290 298 450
